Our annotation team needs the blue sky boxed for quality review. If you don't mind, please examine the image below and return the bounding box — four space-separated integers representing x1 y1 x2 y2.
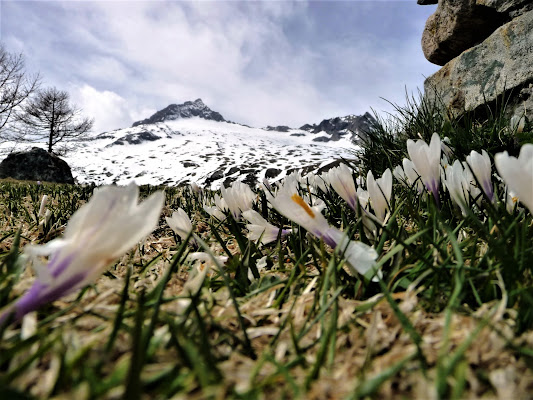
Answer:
1 1 439 133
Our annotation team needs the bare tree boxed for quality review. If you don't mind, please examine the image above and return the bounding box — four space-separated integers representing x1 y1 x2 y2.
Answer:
17 87 93 153
0 45 40 138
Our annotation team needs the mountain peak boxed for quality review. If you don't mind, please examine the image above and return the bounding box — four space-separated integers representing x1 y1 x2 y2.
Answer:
132 99 225 127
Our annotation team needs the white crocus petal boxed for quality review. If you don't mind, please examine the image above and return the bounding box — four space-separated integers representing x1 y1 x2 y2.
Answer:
367 169 392 223
326 229 379 279
393 165 407 186
356 188 369 209
326 163 358 211
402 158 424 193
355 188 378 239
190 182 203 195
166 208 193 240
38 195 48 218
495 144 533 213
467 149 494 202
407 133 441 201
204 194 228 221
203 205 226 221
242 209 289 245
506 188 520 214
267 187 330 239
213 194 228 212
444 160 469 216
462 161 482 206
441 136 454 158
220 181 255 220
510 114 526 134
248 255 268 281
7 183 164 322
368 169 391 212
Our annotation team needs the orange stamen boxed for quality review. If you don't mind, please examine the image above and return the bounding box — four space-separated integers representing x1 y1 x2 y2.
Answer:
291 194 315 219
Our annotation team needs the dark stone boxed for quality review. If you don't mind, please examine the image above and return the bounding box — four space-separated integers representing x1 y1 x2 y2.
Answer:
110 131 161 146
264 125 291 132
205 169 224 186
265 168 281 179
0 147 74 184
418 0 437 4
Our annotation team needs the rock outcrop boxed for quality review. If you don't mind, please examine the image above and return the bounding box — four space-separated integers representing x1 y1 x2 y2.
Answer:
421 2 533 122
0 147 74 184
422 0 532 66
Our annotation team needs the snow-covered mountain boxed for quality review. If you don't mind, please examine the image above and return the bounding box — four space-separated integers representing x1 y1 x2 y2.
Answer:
2 99 374 188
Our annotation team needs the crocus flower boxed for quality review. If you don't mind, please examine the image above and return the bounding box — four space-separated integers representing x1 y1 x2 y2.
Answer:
303 172 328 193
441 136 454 159
177 251 228 311
326 163 358 211
407 133 442 202
220 181 255 220
366 169 392 223
267 186 379 278
190 182 203 195
166 208 193 241
444 160 470 216
393 165 407 186
510 114 525 134
38 195 49 218
505 187 520 214
466 150 494 202
495 143 533 213
0 183 164 325
203 194 228 221
242 209 290 245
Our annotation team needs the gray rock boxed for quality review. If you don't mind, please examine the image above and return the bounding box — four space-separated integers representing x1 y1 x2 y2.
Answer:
264 125 291 132
0 147 74 184
424 10 533 120
422 0 505 66
110 131 161 146
476 0 533 17
417 0 437 4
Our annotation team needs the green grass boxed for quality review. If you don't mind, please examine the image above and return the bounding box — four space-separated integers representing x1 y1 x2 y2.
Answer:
0 96 532 399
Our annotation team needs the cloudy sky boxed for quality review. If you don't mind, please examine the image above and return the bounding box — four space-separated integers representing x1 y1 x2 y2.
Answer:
1 0 439 134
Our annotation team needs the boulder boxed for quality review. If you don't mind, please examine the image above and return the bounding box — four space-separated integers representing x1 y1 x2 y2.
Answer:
0 147 74 184
421 0 506 66
424 10 533 120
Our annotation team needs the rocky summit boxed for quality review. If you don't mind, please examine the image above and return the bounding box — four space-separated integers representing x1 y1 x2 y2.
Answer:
132 98 225 126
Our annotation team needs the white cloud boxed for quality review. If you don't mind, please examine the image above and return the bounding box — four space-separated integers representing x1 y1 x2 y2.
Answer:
3 1 440 130
70 84 155 134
